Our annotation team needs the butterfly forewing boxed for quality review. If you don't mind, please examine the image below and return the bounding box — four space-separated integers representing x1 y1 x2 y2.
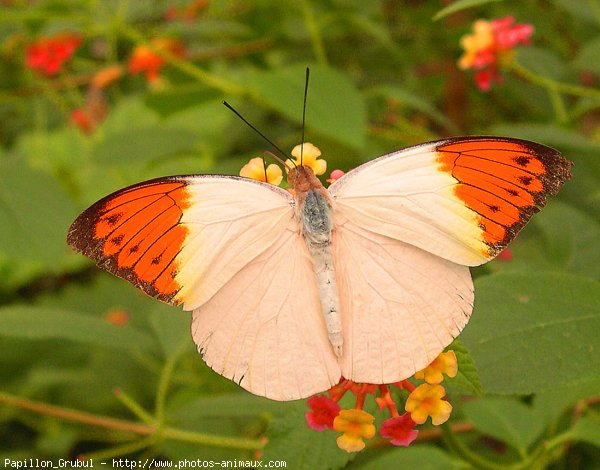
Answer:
67 175 297 310
329 136 572 266
67 177 191 304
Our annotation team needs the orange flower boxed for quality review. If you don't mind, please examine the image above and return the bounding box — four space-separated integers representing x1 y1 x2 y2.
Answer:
128 38 185 83
25 33 82 76
239 157 283 185
405 384 452 425
91 65 123 89
286 143 326 176
333 409 376 452
414 350 458 384
104 309 130 326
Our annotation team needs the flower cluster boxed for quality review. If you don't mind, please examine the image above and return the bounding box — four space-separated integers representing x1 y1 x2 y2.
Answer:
25 33 82 76
458 16 534 91
305 351 458 452
240 145 459 452
24 27 185 134
239 142 327 185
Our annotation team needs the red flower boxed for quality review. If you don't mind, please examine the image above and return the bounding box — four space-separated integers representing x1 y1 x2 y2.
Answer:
71 109 94 135
497 247 513 261
458 17 533 91
326 169 345 184
380 413 419 447
70 87 108 135
25 33 82 76
305 395 341 431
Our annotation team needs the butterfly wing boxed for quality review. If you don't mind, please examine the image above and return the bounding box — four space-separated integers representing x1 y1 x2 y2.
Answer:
329 136 572 266
68 174 341 399
67 175 296 310
329 136 571 383
191 228 341 401
333 221 473 383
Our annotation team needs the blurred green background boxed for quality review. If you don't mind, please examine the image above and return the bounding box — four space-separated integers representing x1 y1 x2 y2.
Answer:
1 0 599 467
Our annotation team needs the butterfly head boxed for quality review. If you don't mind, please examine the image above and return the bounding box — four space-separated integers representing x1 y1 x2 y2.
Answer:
288 165 324 193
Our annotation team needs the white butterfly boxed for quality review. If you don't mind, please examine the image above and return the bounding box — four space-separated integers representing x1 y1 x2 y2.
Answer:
68 136 571 400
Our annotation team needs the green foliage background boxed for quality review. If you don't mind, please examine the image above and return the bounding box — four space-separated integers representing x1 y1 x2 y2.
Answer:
1 0 599 468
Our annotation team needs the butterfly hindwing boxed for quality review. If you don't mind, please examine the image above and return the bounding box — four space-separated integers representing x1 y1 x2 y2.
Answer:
191 229 341 400
333 221 474 384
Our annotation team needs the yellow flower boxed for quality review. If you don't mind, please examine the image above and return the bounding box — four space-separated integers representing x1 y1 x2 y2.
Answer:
333 409 376 452
458 19 493 70
405 384 452 425
239 157 283 185
286 143 327 176
414 350 458 384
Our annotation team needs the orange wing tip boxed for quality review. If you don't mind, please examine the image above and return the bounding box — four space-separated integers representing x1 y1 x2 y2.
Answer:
435 137 572 256
67 176 193 306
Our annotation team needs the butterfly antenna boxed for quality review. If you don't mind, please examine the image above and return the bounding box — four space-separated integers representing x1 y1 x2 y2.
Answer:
223 101 294 168
300 67 310 166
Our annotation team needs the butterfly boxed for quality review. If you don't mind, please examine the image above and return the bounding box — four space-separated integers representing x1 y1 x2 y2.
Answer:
67 136 572 401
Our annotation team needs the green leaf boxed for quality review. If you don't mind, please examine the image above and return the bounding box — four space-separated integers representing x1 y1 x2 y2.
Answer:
244 64 367 150
0 306 153 350
551 0 600 24
460 272 600 394
358 445 465 469
495 202 600 280
144 86 223 117
488 123 600 154
261 402 353 470
462 397 545 454
433 0 504 21
369 85 458 133
445 340 482 397
573 36 600 75
148 303 194 359
91 126 199 164
568 416 600 447
531 203 600 279
516 47 567 80
0 157 76 286
167 392 289 421
533 377 600 428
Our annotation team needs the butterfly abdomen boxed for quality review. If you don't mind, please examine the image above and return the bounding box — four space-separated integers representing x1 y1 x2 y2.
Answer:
300 189 343 357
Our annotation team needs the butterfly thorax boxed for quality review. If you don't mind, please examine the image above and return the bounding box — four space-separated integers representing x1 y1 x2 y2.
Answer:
289 165 343 357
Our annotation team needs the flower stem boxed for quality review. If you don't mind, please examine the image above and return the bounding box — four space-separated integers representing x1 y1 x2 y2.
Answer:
509 61 600 102
442 422 514 470
0 390 155 436
0 390 264 450
114 388 155 425
155 352 178 425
